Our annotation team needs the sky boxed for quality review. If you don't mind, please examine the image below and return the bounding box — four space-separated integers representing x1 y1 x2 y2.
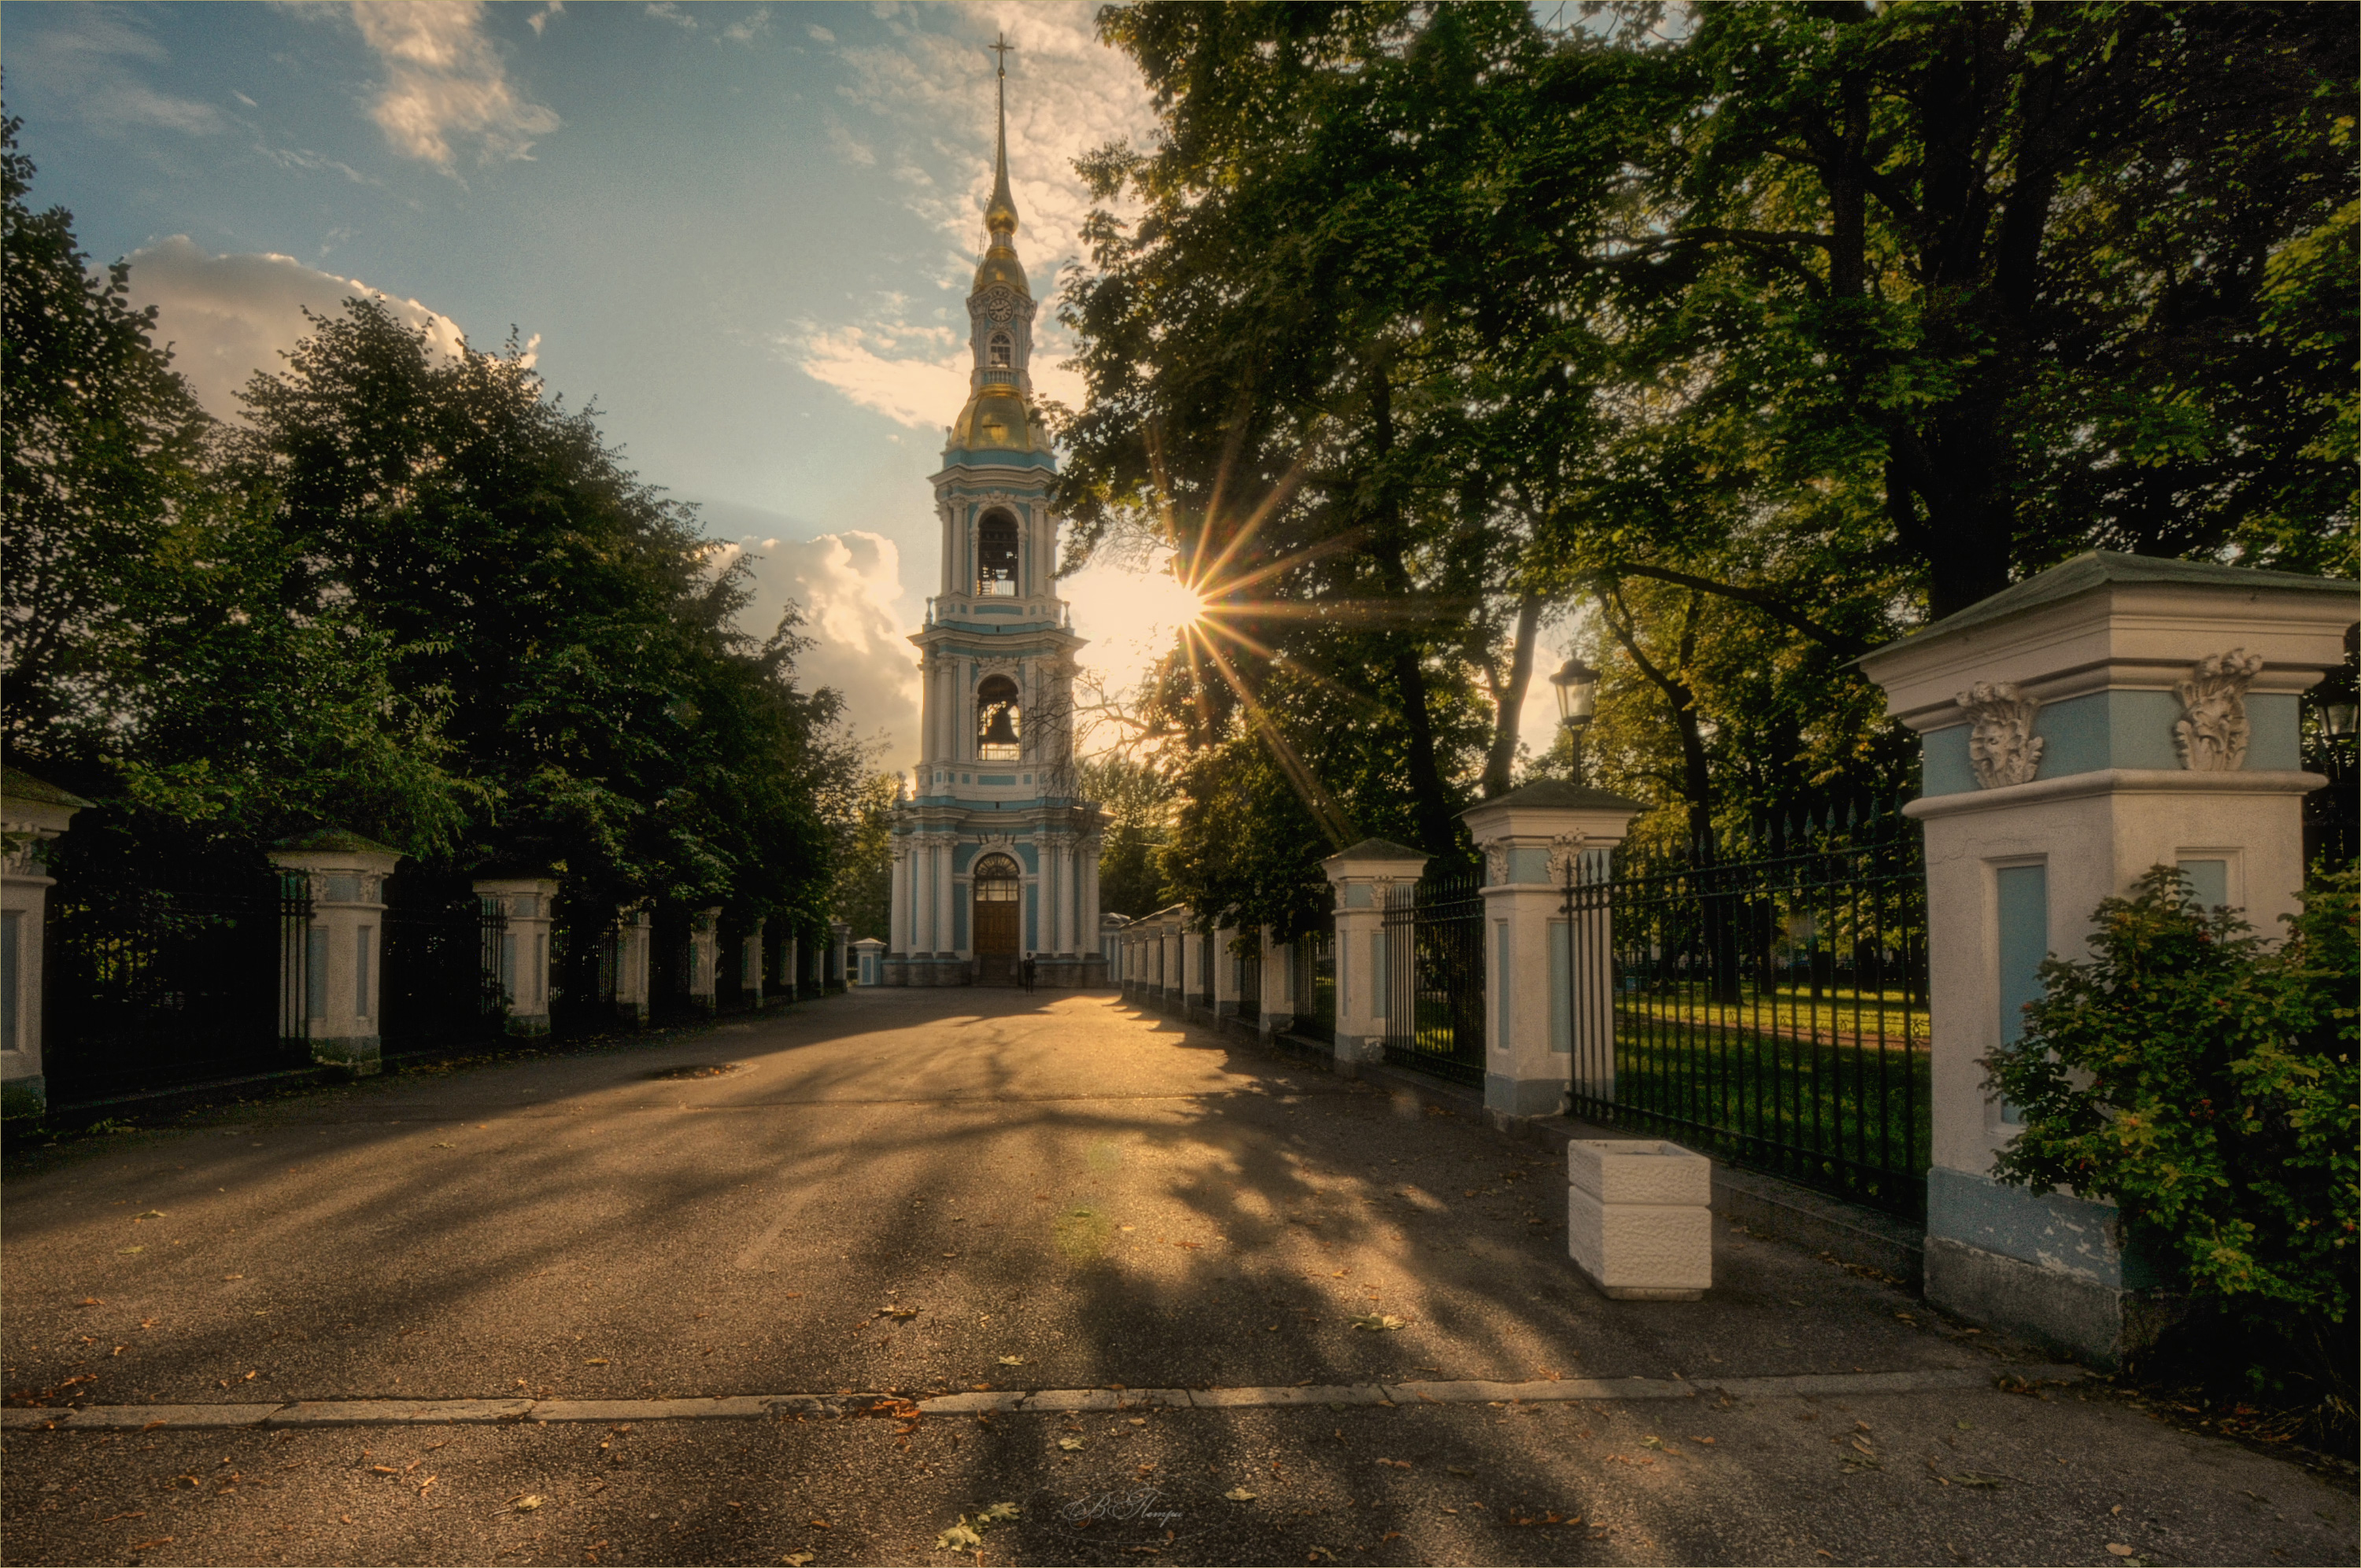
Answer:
4 0 1565 773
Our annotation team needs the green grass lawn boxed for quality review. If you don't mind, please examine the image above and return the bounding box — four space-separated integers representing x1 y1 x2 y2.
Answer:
1586 1008 1933 1216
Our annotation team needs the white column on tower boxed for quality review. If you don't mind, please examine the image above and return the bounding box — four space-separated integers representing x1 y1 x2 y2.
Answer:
933 839 955 955
1051 836 1070 954
1080 836 1099 952
890 842 910 952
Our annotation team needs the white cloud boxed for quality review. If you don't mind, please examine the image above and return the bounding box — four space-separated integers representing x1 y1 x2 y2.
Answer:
806 22 837 43
527 2 563 36
350 0 562 168
645 2 697 29
789 322 967 430
722 7 772 44
696 500 922 756
120 236 468 421
824 116 878 168
10 9 227 136
784 2 1150 429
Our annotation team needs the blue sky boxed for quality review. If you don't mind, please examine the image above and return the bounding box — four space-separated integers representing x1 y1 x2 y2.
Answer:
2 0 1195 765
6 0 1569 769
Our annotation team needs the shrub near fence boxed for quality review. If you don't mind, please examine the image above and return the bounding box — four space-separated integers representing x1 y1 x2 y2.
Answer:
1564 801 1933 1219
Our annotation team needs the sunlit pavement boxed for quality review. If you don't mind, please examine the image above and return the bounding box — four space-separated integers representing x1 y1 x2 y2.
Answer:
4 988 2353 1566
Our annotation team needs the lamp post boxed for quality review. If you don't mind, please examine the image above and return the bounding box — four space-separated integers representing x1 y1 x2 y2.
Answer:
1548 655 1600 787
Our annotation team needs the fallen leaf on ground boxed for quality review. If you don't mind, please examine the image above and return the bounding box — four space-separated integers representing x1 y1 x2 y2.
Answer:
2107 1548 2134 1559
998 1356 1025 1366
1224 1488 1257 1502
1445 1465 1476 1477
583 1358 609 1366
1641 1435 1664 1448
371 1466 397 1476
1376 1458 1411 1469
134 1211 166 1219
127 1540 175 1553
221 1275 242 1282
935 1522 984 1551
119 1246 145 1255
512 1495 545 1511
1350 1313 1406 1331
977 1503 1021 1524
780 1555 815 1567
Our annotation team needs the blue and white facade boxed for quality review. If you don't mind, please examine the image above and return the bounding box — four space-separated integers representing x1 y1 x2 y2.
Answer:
886 65 1103 987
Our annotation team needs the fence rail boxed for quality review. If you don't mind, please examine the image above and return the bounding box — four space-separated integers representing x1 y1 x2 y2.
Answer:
42 843 313 1105
1380 865 1486 1088
1563 802 1931 1218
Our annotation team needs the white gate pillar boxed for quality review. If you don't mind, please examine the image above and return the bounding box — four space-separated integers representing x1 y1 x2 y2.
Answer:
1 770 87 1118
1258 926 1294 1038
1459 784 1646 1125
475 876 558 1038
831 921 852 991
272 830 403 1072
1321 839 1431 1075
1860 550 2353 1365
615 903 652 1026
1212 925 1240 1017
686 906 721 1014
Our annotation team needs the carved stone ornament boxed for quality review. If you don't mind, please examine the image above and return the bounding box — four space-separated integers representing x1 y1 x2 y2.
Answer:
889 839 910 865
1957 681 2045 788
1545 833 1591 884
2172 649 2265 773
1480 839 1509 885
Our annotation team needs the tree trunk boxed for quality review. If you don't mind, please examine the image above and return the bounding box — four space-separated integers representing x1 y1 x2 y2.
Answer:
1480 590 1544 799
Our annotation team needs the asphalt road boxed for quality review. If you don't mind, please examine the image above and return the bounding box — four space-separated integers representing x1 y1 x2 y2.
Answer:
4 987 2352 1566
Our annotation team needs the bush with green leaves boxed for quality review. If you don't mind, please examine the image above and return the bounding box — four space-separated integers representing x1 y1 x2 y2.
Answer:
1986 865 2357 1398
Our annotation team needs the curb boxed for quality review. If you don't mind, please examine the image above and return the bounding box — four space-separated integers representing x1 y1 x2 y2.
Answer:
2 1363 2086 1432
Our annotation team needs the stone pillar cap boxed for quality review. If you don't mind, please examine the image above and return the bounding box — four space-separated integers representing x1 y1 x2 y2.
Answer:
2 766 91 840
1857 551 2357 732
271 828 402 873
1458 779 1647 839
1320 838 1431 884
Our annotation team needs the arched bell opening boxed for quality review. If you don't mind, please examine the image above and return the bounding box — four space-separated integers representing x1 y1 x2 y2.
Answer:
977 510 1018 596
977 674 1022 761
988 330 1013 368
971 852 1022 957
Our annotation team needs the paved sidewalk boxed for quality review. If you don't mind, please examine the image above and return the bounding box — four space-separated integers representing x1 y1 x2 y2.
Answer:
3 988 2352 1566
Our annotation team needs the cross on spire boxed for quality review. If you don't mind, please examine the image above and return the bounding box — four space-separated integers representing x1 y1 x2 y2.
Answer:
988 31 1014 76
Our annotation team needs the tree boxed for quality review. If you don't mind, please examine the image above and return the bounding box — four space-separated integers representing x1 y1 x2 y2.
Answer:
1079 753 1174 920
828 770 900 943
2 109 470 854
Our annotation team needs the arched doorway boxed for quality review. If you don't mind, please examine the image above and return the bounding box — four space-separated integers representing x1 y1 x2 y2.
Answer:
971 853 1022 972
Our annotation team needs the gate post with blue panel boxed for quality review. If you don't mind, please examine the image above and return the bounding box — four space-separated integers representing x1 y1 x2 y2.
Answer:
1321 839 1430 1076
474 876 559 1037
276 830 405 1072
1860 552 2353 1366
1459 782 1646 1127
1 769 87 1118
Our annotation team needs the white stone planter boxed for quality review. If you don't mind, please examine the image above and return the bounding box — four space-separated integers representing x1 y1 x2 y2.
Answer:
1566 1138 1713 1301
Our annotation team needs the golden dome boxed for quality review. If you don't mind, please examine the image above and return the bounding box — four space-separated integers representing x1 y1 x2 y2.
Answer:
951 386 1043 452
973 242 1031 298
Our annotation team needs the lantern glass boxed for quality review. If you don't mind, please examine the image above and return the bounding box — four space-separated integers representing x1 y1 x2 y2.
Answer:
1549 656 1599 725
2325 699 2358 739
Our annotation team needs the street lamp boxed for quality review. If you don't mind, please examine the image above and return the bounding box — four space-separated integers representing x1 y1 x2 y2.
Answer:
1548 655 1600 786
2324 699 2358 741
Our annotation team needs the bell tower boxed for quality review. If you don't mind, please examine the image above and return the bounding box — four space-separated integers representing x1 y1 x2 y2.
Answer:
887 35 1105 988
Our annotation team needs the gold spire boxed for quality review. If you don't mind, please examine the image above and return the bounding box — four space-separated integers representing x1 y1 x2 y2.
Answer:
985 31 1018 238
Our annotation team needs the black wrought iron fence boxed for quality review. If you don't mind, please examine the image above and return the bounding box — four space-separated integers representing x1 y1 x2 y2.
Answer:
1290 924 1334 1042
1561 801 1931 1218
42 838 313 1105
1380 864 1486 1088
1236 942 1261 1016
381 873 506 1056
